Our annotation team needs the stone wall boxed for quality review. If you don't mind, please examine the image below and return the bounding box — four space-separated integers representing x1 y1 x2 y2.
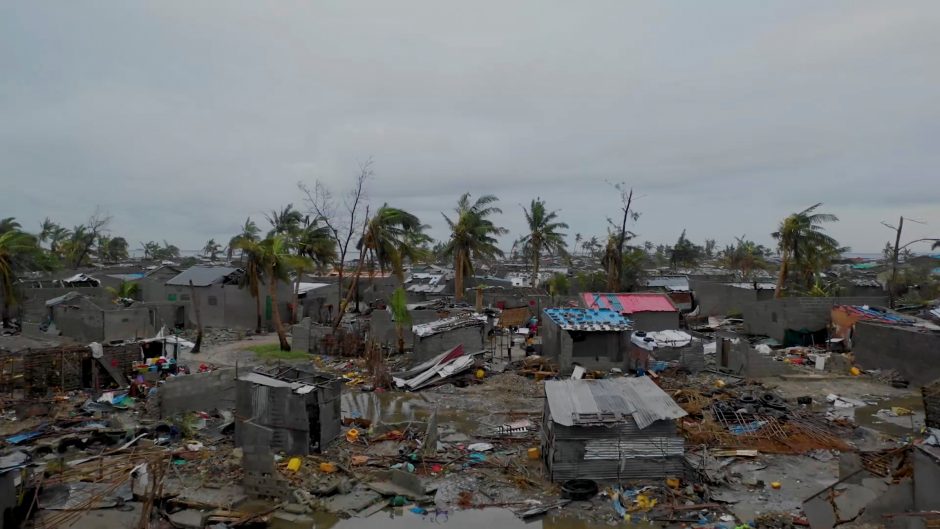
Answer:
743 296 888 342
158 367 237 418
852 322 940 386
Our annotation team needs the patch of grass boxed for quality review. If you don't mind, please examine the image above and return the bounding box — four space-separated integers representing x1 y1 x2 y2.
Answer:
248 342 311 360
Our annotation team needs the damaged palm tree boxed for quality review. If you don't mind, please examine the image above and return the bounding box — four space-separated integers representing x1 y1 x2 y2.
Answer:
441 193 507 302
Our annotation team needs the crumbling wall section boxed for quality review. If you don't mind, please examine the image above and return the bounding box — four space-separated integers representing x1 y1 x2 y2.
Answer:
102 307 154 342
717 334 793 378
853 322 940 386
158 367 236 418
690 281 770 317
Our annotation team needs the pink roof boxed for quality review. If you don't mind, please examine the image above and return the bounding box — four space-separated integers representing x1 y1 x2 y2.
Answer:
581 292 678 314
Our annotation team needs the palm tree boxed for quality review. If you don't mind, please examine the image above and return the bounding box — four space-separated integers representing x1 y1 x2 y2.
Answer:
0 218 22 235
232 238 266 333
441 193 507 302
722 237 770 282
1 228 44 326
601 233 621 291
265 204 304 238
106 280 140 302
388 286 412 354
772 203 840 298
229 218 261 260
257 235 312 351
291 218 336 324
202 239 221 260
574 233 582 256
517 198 568 287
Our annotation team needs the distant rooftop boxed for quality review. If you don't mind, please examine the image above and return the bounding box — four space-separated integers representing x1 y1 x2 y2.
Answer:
543 307 632 332
582 292 678 314
166 265 240 287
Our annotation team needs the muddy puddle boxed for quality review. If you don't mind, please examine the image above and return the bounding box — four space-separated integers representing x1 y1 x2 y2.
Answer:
853 394 925 438
313 507 620 529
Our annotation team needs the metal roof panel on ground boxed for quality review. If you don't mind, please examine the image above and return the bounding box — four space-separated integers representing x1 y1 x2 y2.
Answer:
165 265 239 286
582 292 678 313
544 377 686 429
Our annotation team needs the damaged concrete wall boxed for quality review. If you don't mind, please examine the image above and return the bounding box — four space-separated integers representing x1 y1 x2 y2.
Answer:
852 322 940 386
15 286 111 323
717 333 794 378
102 306 155 342
412 324 485 362
368 309 439 350
690 281 773 317
158 368 236 418
630 311 680 332
743 296 888 342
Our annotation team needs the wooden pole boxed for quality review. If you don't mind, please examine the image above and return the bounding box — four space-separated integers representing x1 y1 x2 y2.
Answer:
188 280 203 353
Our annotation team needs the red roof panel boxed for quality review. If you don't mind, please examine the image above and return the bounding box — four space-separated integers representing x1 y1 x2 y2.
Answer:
581 292 678 314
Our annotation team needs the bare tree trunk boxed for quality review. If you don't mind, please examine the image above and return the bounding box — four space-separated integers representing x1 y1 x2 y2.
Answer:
254 291 262 334
531 242 541 288
292 267 304 324
268 268 290 351
616 188 634 288
333 256 366 330
454 250 464 302
774 251 789 298
188 280 203 353
889 216 903 309
397 324 405 355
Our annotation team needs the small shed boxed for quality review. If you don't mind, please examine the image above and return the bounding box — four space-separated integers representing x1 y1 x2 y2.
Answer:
234 366 343 455
541 377 687 482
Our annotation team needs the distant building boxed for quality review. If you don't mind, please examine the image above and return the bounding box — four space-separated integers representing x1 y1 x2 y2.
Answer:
540 308 633 371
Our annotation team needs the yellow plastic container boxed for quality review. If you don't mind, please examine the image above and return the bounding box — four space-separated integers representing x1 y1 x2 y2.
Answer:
319 462 337 473
475 369 486 380
286 457 301 472
345 428 360 443
527 447 540 460
850 367 861 376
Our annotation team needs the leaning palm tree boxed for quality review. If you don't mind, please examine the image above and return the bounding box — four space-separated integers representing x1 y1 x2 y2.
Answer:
265 204 304 238
441 193 507 302
232 238 266 333
202 239 222 260
517 198 568 287
257 235 312 351
771 203 840 298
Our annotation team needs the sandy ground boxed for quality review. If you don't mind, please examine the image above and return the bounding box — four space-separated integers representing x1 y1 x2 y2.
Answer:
177 332 282 367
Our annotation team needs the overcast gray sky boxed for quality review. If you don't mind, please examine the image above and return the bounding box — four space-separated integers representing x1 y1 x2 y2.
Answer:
2 1 938 255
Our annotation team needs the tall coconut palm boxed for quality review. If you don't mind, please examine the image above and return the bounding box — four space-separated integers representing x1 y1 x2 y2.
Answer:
441 193 507 302
0 218 22 235
517 198 568 287
257 235 312 351
265 204 304 238
1 228 44 326
232 238 266 333
359 204 427 280
771 203 840 298
228 218 261 260
574 233 582 256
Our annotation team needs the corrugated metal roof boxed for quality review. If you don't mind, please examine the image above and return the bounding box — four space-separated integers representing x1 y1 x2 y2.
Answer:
643 276 690 291
166 265 239 286
543 308 632 332
545 377 687 429
582 292 678 314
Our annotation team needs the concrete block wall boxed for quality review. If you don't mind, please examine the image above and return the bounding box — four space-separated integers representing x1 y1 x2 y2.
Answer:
158 367 236 418
14 286 111 322
412 324 486 361
743 296 888 342
631 311 681 332
690 280 773 317
717 334 794 378
852 322 940 386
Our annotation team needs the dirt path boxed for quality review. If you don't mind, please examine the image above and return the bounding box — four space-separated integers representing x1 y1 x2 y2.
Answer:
177 332 282 368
